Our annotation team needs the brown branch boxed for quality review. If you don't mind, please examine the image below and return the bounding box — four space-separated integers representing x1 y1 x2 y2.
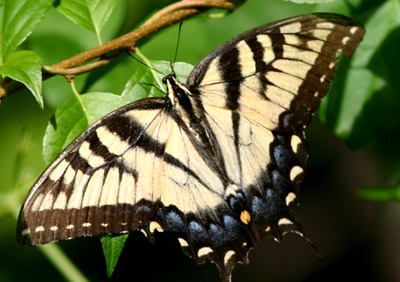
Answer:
43 54 119 76
0 0 237 102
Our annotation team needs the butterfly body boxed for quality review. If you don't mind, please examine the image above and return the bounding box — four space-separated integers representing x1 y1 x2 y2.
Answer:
17 13 365 281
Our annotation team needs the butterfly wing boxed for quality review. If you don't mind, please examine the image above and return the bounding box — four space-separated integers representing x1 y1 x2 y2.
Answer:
183 13 365 278
17 98 173 245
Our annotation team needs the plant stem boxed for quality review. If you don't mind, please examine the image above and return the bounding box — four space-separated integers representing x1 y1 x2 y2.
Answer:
70 80 87 117
39 244 89 282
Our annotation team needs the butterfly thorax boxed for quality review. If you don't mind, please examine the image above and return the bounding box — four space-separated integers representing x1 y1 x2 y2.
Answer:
164 74 200 127
164 74 218 159
164 74 196 118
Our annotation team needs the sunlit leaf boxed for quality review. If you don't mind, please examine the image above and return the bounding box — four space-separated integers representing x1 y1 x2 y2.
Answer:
319 1 400 149
0 0 52 64
56 0 118 42
0 51 43 107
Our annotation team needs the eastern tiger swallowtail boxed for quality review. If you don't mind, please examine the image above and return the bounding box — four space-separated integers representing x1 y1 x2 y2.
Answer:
17 13 365 281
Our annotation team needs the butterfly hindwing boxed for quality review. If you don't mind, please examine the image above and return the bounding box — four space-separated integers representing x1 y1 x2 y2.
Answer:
17 13 365 282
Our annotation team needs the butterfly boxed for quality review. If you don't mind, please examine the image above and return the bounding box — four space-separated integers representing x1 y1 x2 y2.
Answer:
17 13 365 281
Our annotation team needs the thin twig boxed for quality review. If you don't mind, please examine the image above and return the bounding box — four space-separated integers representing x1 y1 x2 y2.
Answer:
43 54 120 76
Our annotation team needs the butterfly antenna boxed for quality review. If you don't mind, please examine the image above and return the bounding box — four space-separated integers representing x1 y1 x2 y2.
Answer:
139 81 166 95
170 22 183 75
298 231 324 260
126 50 166 76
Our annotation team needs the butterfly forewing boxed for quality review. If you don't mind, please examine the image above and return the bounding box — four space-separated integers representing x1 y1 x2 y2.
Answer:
17 13 365 282
189 13 365 131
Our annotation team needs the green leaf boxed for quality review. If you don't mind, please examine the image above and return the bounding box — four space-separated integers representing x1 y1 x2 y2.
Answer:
356 184 400 201
0 50 43 107
42 92 129 165
56 0 118 43
319 1 400 149
121 60 193 101
82 91 129 124
100 233 129 277
0 0 52 64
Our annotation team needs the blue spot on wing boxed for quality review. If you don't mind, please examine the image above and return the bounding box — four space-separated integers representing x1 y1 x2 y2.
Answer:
251 196 269 223
136 205 151 213
166 211 185 232
223 215 240 241
209 223 226 246
188 221 208 242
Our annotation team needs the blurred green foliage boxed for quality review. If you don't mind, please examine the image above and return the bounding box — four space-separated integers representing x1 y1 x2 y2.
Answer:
1 0 400 281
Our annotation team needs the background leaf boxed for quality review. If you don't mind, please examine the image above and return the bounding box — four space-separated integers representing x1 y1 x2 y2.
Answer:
319 0 400 149
56 0 118 42
0 0 52 64
0 50 43 107
357 184 400 201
